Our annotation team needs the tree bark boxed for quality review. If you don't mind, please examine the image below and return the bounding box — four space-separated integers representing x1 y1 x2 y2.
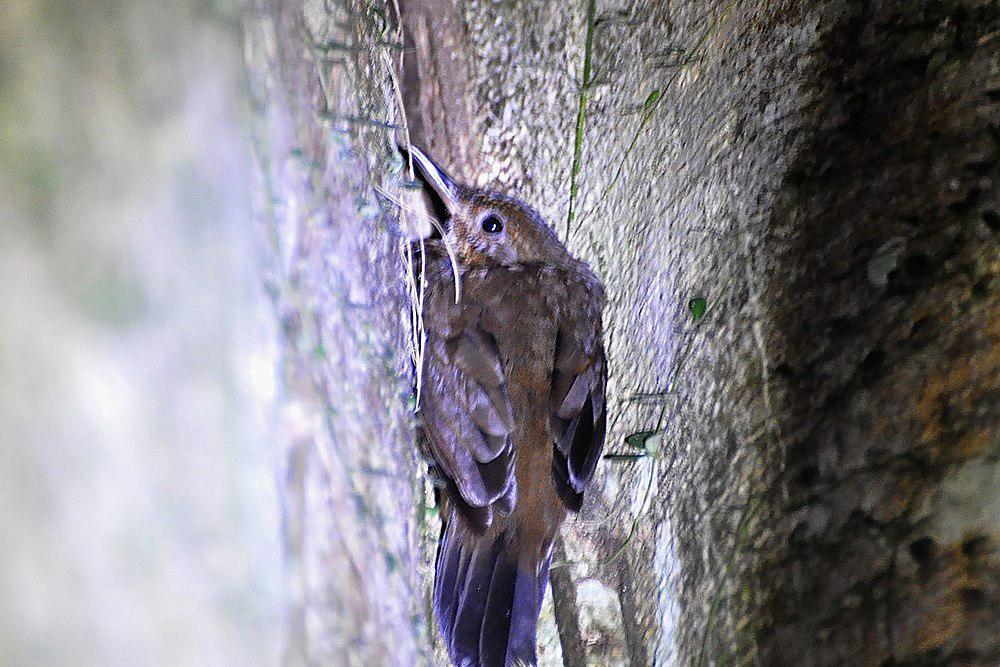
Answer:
246 1 431 664
248 0 999 664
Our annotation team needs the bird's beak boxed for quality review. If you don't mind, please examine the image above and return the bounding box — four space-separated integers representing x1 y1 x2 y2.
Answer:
398 143 458 234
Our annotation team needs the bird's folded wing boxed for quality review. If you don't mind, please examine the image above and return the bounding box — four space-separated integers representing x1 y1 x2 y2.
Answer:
421 302 516 532
549 318 607 512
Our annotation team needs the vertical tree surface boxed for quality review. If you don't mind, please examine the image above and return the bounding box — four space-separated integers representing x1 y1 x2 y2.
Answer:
248 0 999 664
247 1 427 663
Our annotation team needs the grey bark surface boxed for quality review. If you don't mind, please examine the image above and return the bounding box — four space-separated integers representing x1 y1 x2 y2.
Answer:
246 1 431 664
248 0 999 664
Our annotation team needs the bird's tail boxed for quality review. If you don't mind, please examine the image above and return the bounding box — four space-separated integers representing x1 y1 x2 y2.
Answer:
434 514 552 666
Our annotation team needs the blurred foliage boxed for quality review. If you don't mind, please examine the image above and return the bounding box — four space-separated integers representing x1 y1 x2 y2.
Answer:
0 1 282 665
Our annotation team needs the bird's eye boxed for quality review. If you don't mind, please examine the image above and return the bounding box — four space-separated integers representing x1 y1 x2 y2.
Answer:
481 215 504 234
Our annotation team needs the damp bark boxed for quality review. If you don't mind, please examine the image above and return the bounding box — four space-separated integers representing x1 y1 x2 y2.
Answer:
247 0 1000 664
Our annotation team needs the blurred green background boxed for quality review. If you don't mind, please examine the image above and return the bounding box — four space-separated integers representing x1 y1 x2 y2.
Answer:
0 1 282 664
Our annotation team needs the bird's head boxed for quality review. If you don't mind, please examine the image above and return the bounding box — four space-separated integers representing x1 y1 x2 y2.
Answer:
400 144 567 270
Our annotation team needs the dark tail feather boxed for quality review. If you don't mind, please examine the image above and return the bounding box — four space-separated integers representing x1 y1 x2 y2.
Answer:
435 517 550 666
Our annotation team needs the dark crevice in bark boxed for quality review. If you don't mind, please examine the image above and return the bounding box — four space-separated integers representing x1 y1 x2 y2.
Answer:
757 0 1000 662
396 0 475 171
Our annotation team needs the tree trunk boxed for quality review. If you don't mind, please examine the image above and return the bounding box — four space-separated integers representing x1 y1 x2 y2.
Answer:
248 0 999 664
246 2 431 663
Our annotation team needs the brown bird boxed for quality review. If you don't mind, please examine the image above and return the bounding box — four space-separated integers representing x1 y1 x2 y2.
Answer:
401 145 607 666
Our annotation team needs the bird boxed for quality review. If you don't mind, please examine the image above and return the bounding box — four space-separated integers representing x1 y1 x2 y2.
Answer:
400 144 607 666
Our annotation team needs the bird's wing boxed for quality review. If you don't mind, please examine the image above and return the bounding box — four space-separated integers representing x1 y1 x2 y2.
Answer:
420 298 516 532
549 309 607 511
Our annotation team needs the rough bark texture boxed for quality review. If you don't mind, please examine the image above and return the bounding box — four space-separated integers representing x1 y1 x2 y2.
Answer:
758 2 1000 663
246 1 430 664
249 0 999 664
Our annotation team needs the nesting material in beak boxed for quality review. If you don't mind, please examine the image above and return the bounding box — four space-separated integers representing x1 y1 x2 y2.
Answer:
397 143 459 241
